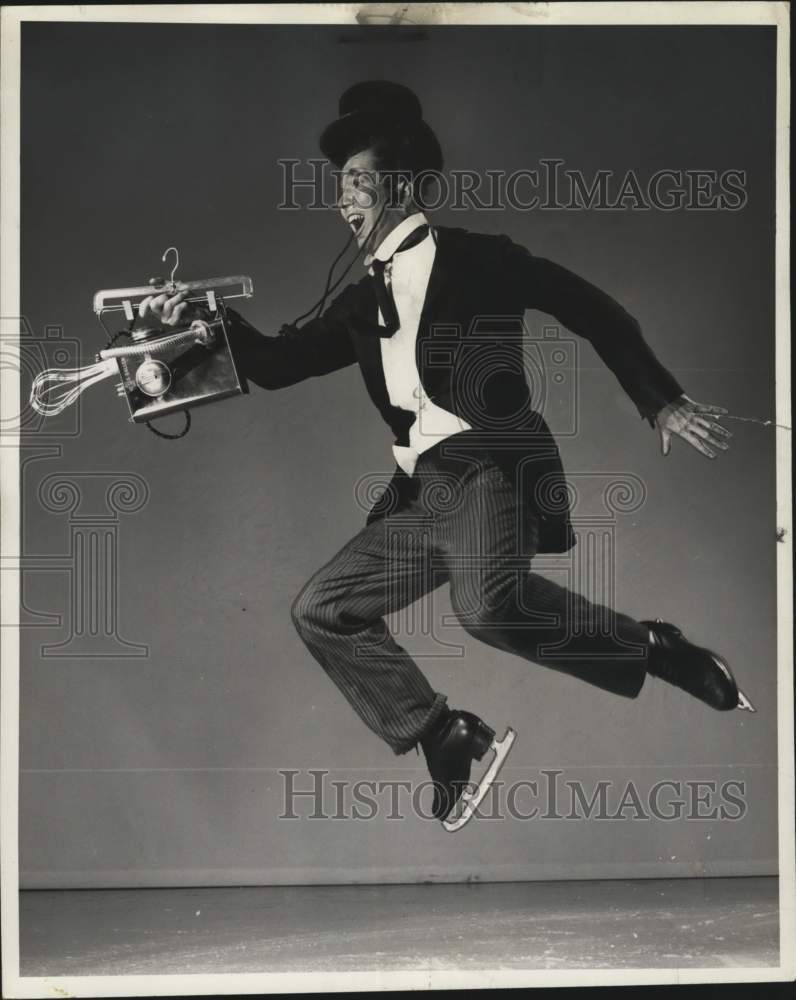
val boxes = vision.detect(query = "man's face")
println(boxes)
[337,148,407,251]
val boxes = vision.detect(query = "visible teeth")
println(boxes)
[348,215,364,232]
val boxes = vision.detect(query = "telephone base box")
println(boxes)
[114,318,245,424]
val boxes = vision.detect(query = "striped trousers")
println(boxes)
[291,438,651,755]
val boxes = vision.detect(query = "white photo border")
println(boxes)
[1,2,792,996]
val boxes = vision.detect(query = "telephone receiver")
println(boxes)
[29,247,253,435]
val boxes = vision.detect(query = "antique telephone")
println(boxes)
[29,193,393,438]
[30,248,252,437]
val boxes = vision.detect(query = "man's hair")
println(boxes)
[353,126,442,209]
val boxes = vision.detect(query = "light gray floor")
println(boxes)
[19,877,778,975]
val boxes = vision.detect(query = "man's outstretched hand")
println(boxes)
[138,290,208,328]
[656,394,732,459]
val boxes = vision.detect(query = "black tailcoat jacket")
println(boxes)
[227,226,683,553]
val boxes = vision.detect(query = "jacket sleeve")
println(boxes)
[224,286,357,390]
[499,237,684,424]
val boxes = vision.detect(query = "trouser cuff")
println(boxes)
[393,693,448,756]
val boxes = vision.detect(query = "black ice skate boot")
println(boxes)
[420,708,516,832]
[642,619,756,713]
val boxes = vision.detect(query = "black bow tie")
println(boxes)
[370,224,430,337]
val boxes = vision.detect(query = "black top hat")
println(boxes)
[319,80,443,173]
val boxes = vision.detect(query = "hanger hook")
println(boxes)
[161,246,179,289]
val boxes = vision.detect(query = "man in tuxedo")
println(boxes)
[140,82,754,829]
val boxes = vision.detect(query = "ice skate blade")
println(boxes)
[442,728,516,833]
[736,689,757,713]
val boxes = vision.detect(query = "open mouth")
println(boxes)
[347,213,365,236]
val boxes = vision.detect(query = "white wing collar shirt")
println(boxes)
[366,212,472,477]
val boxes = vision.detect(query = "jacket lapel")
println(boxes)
[348,274,393,413]
[417,226,463,397]
[350,226,464,414]
[418,226,451,329]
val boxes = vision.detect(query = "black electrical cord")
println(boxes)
[146,410,192,439]
[290,200,389,327]
[291,229,357,326]
[99,310,135,351]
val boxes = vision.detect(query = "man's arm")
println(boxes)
[499,238,731,458]
[498,237,682,423]
[224,296,357,390]
[138,286,358,391]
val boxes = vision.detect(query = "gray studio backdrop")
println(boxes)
[19,23,777,887]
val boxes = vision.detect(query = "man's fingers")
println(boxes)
[170,301,190,326]
[661,428,671,456]
[705,436,729,451]
[681,429,717,459]
[139,293,168,320]
[138,294,154,319]
[687,422,730,451]
[161,291,188,322]
[694,402,728,415]
[138,291,188,324]
[701,419,732,439]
